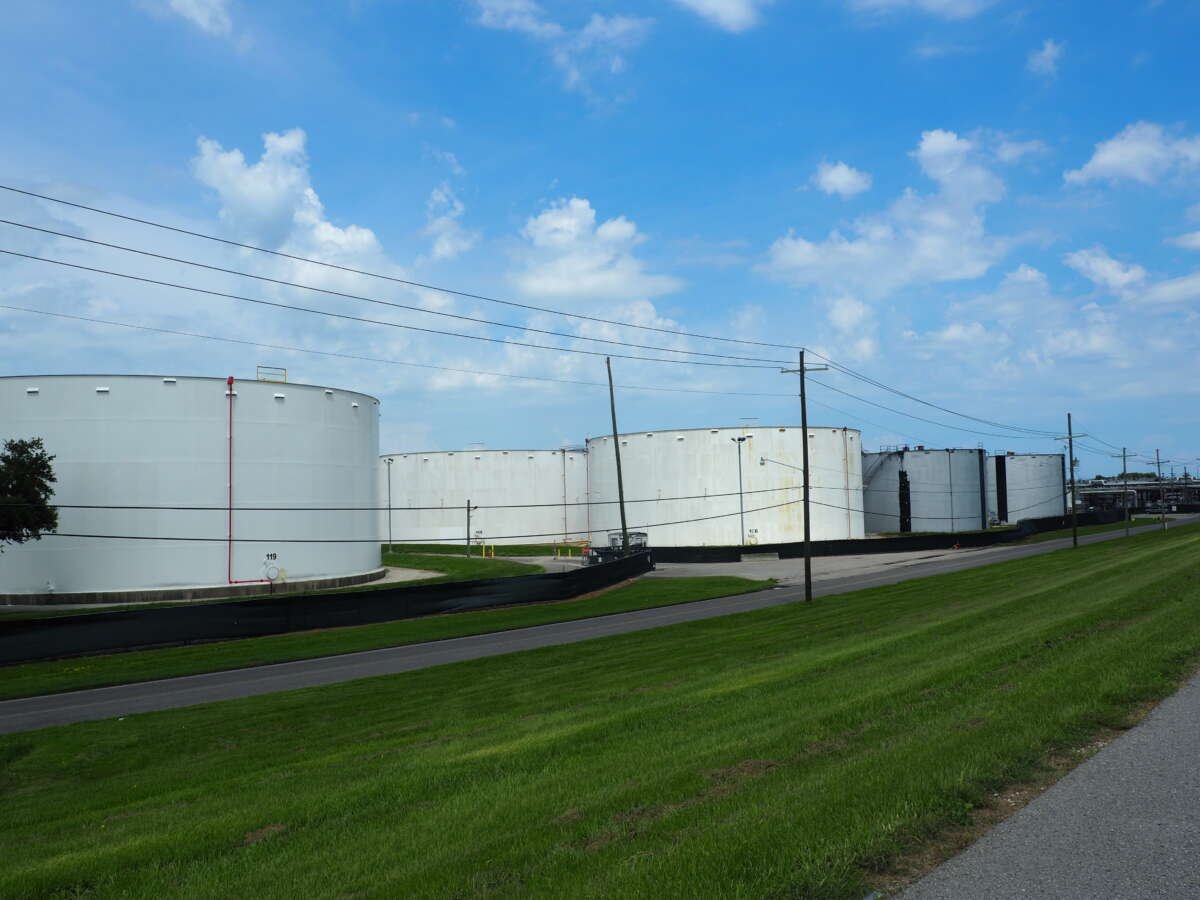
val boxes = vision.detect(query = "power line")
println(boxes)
[0,182,801,352]
[0,249,779,370]
[0,303,797,400]
[806,349,1059,438]
[0,219,791,366]
[809,376,1052,441]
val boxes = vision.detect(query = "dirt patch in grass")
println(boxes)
[242,823,288,846]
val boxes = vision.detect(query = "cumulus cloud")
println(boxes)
[848,0,993,20]
[1063,246,1147,295]
[766,129,1006,299]
[1167,231,1200,251]
[423,183,478,262]
[670,0,773,32]
[159,0,233,36]
[1064,121,1200,186]
[1026,39,1063,77]
[812,161,873,198]
[192,129,383,268]
[513,197,681,303]
[473,1,652,95]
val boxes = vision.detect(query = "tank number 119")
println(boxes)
[265,553,278,561]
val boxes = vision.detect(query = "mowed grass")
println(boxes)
[1021,516,1157,543]
[0,577,771,701]
[3,526,1200,898]
[385,542,582,558]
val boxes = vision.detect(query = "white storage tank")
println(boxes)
[585,426,864,547]
[862,447,987,534]
[0,374,380,597]
[380,448,589,546]
[986,452,1067,523]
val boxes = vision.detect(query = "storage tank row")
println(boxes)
[381,426,866,548]
[0,375,380,598]
[862,447,1066,533]
[380,448,588,546]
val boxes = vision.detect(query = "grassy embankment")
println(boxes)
[0,577,771,701]
[1020,516,1156,543]
[2,525,1199,897]
[385,542,580,557]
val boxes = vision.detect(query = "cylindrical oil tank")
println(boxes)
[380,448,588,546]
[986,452,1067,523]
[585,426,864,547]
[0,374,380,596]
[862,448,987,534]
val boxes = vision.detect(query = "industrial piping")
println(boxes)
[226,375,268,586]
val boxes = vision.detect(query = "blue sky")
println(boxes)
[1,0,1198,477]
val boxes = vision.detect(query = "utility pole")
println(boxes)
[1155,449,1167,532]
[1067,413,1078,548]
[731,436,747,545]
[465,499,477,557]
[385,457,394,549]
[781,349,828,603]
[1112,447,1131,538]
[606,357,630,553]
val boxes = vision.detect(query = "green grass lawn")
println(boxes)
[379,550,543,582]
[385,542,587,558]
[1021,516,1157,543]
[0,577,771,701]
[3,526,1199,898]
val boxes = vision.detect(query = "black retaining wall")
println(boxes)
[653,511,1125,563]
[0,552,653,665]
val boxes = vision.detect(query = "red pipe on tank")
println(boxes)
[226,375,268,584]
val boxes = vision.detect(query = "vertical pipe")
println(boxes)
[799,350,814,603]
[947,450,955,533]
[735,438,745,546]
[561,450,568,543]
[386,457,393,550]
[606,358,630,553]
[977,448,987,530]
[227,376,234,583]
[465,500,472,557]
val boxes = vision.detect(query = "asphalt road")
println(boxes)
[902,671,1200,899]
[1,517,1194,735]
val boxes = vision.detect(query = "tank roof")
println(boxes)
[0,373,380,403]
[585,424,860,442]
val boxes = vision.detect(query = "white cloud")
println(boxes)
[423,184,478,262]
[767,129,1005,299]
[995,139,1048,163]
[1167,231,1200,251]
[473,1,652,95]
[1063,246,1147,294]
[670,0,773,32]
[1141,272,1200,306]
[192,129,382,268]
[848,0,993,20]
[1026,39,1063,77]
[474,0,562,38]
[1064,121,1200,186]
[162,0,233,36]
[812,161,873,198]
[514,197,681,303]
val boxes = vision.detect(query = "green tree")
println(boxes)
[0,438,58,551]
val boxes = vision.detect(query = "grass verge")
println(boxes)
[1020,517,1156,543]
[385,543,579,557]
[0,576,771,701]
[2,526,1199,898]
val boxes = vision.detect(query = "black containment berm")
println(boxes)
[0,551,654,665]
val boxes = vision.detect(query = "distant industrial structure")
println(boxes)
[1076,475,1200,514]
